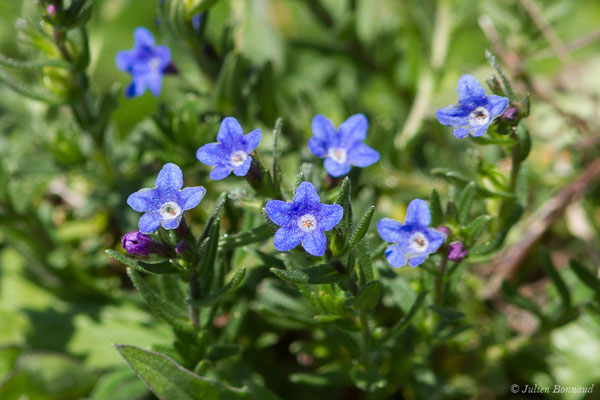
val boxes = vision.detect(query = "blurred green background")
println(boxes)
[0,0,599,399]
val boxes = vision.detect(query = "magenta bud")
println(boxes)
[46,4,57,16]
[501,106,519,121]
[122,231,169,257]
[175,241,192,257]
[447,241,468,262]
[437,226,451,236]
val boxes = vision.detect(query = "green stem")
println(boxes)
[434,256,449,307]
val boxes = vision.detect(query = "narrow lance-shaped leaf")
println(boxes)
[515,164,528,208]
[105,250,181,275]
[429,189,443,227]
[115,345,248,400]
[356,239,374,286]
[569,259,600,295]
[518,123,531,161]
[187,267,247,308]
[219,224,273,250]
[127,268,192,333]
[457,181,476,225]
[464,215,492,246]
[271,117,283,195]
[485,49,516,100]
[335,177,353,232]
[540,249,571,308]
[347,206,375,249]
[380,291,428,345]
[347,280,381,311]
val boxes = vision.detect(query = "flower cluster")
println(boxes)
[117,37,490,266]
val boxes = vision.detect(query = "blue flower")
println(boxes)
[265,182,343,256]
[435,75,509,139]
[377,199,446,268]
[127,163,206,234]
[196,117,262,180]
[116,27,172,98]
[309,114,379,177]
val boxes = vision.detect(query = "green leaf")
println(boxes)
[430,306,465,321]
[540,249,571,308]
[347,281,381,311]
[186,267,246,308]
[261,207,279,233]
[518,123,531,160]
[115,345,248,400]
[429,189,443,227]
[127,269,192,333]
[569,259,600,295]
[271,117,283,195]
[457,182,476,225]
[335,177,353,232]
[0,54,69,70]
[356,240,374,287]
[292,172,305,196]
[219,224,273,250]
[347,206,375,249]
[380,291,428,345]
[188,0,220,15]
[501,281,544,319]
[106,250,180,275]
[464,215,492,246]
[515,164,528,208]
[206,344,242,362]
[485,50,516,100]
[270,268,309,284]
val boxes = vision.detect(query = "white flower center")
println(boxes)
[327,147,347,164]
[409,232,428,252]
[149,57,162,71]
[297,214,317,233]
[469,106,490,127]
[159,201,182,221]
[230,150,247,167]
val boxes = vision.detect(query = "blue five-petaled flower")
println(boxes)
[116,27,172,98]
[309,114,379,177]
[435,75,509,139]
[265,182,343,257]
[196,117,261,180]
[377,199,446,268]
[127,163,206,234]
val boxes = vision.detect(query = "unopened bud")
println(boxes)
[447,241,468,262]
[121,231,169,257]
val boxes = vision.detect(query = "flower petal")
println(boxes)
[161,214,183,230]
[311,115,336,142]
[408,256,426,267]
[457,74,485,104]
[425,228,446,253]
[308,137,328,158]
[347,143,379,168]
[324,158,351,177]
[293,181,320,206]
[139,212,161,234]
[487,95,509,118]
[178,186,206,210]
[125,80,145,98]
[155,45,172,70]
[217,117,244,144]
[453,127,470,139]
[232,156,252,176]
[384,244,407,268]
[242,129,261,153]
[377,218,406,243]
[143,71,163,97]
[435,105,469,128]
[404,199,431,227]
[316,204,343,231]
[265,200,294,226]
[134,27,156,48]
[127,188,157,212]
[196,143,227,166]
[471,124,490,138]
[155,163,183,190]
[339,113,368,143]
[209,165,232,180]
[302,230,327,256]
[116,50,134,72]
[273,225,303,252]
